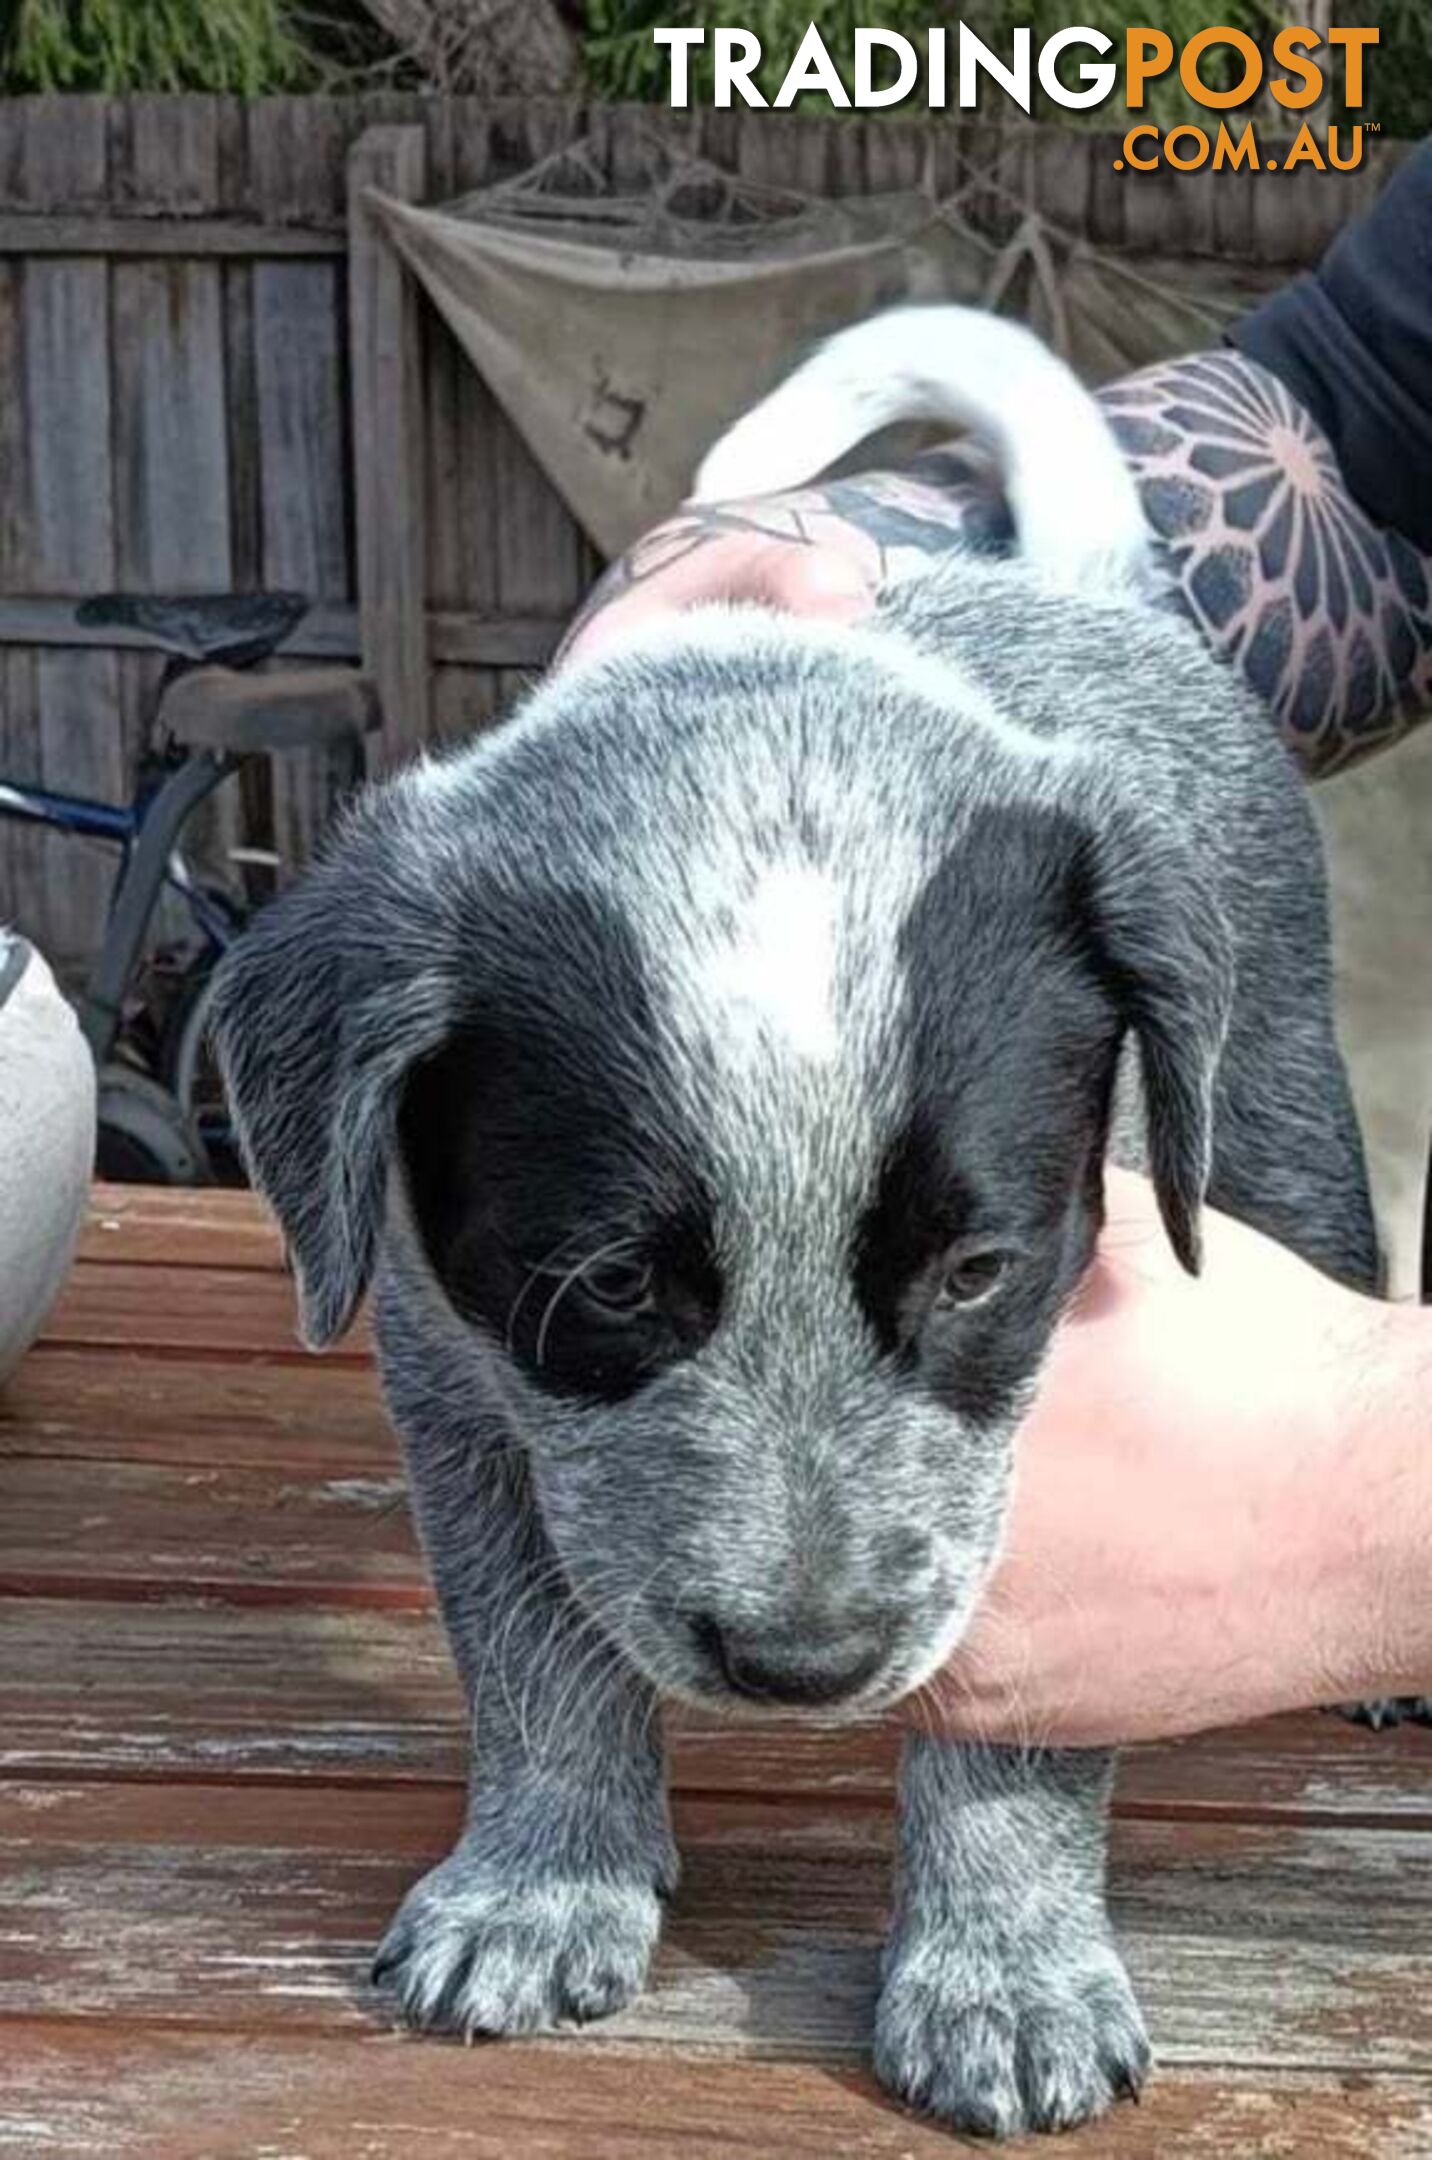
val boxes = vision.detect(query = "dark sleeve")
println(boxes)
[1228,141,1432,550]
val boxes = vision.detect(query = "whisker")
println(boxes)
[534,1233,641,1369]
[503,1223,617,1356]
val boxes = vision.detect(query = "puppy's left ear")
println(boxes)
[210,832,449,1347]
[1081,821,1234,1274]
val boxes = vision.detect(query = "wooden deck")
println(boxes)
[1,1185,1429,2157]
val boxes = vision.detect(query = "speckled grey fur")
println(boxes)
[213,525,1375,2139]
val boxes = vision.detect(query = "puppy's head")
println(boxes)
[214,642,1230,1718]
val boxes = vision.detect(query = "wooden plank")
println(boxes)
[0,1777,468,1856]
[255,266,349,607]
[496,666,538,728]
[1122,140,1193,261]
[0,1599,463,1785]
[23,258,115,595]
[0,105,1402,249]
[0,1457,420,1608]
[112,261,231,588]
[238,103,357,888]
[0,594,359,659]
[421,105,503,629]
[348,125,430,769]
[218,243,282,899]
[489,386,591,634]
[221,257,262,591]
[1088,123,1131,259]
[677,1712,1432,1830]
[0,257,41,934]
[0,599,561,666]
[5,2027,1424,2160]
[430,611,566,666]
[0,1339,393,1477]
[0,262,28,586]
[29,643,124,966]
[1213,139,1259,275]
[23,236,123,964]
[0,647,44,934]
[1,1776,1430,2076]
[0,101,22,205]
[245,97,355,231]
[109,92,235,872]
[1027,124,1093,245]
[116,96,223,215]
[948,117,1027,251]
[38,1261,365,1361]
[1250,133,1372,268]
[0,1349,393,1474]
[0,1586,1428,1826]
[254,258,355,877]
[74,1184,286,1270]
[16,97,108,212]
[430,662,504,753]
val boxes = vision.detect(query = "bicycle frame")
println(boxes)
[0,752,240,1059]
[0,779,137,846]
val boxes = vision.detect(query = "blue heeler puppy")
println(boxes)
[213,307,1377,2139]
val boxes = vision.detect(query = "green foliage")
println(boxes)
[0,0,314,94]
[1363,0,1432,141]
[2,1,1425,136]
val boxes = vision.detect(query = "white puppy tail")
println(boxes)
[692,306,1148,595]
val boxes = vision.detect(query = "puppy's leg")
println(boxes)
[373,1404,674,2038]
[876,1739,1148,2138]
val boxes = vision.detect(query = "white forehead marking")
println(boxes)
[704,861,839,1063]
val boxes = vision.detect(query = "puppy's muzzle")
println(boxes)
[686,1609,899,1706]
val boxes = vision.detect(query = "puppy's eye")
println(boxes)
[578,1253,655,1316]
[935,1249,1012,1309]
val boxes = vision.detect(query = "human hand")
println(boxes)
[909,1170,1414,1749]
[558,508,875,673]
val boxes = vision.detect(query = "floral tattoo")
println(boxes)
[1102,353,1432,774]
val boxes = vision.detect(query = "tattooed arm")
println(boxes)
[562,151,1432,778]
[559,350,1432,781]
[1102,352,1432,773]
[555,465,994,669]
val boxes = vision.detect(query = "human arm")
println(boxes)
[905,1169,1432,1750]
[560,151,1432,774]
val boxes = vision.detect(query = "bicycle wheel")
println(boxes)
[158,958,245,1185]
[96,1066,210,1186]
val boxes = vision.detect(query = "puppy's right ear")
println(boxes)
[210,842,449,1349]
[1079,819,1234,1277]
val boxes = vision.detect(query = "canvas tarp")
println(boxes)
[371,136,1250,556]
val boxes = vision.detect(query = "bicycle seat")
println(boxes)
[159,665,380,756]
[76,591,309,668]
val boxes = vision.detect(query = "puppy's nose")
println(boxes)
[692,1614,895,1705]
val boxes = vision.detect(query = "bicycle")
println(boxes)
[0,591,377,1183]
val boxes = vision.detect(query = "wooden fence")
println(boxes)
[0,94,1404,969]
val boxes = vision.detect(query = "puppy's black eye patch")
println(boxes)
[851,1115,965,1358]
[397,941,722,1406]
[505,1208,723,1400]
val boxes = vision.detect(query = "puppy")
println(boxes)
[213,306,1376,2139]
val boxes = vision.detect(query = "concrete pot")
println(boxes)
[0,932,96,1384]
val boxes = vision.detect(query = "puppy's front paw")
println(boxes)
[874,1926,1150,2138]
[372,1850,662,2037]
